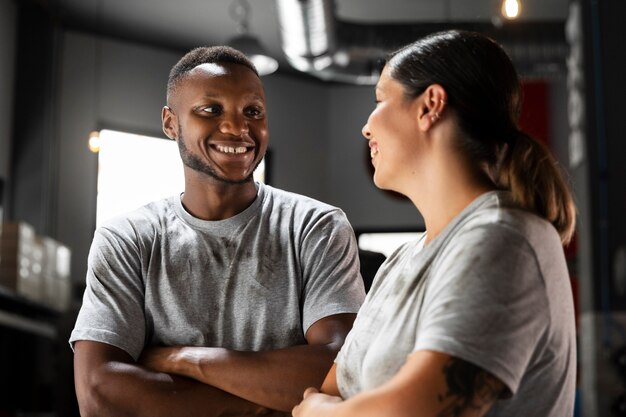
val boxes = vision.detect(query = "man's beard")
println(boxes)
[176,128,262,185]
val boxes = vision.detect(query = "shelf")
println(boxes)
[0,285,59,339]
[0,308,57,339]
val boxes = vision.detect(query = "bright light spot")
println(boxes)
[96,130,184,227]
[502,0,520,19]
[96,129,266,227]
[250,55,279,76]
[358,232,423,258]
[88,131,101,153]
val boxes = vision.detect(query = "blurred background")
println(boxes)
[0,0,625,415]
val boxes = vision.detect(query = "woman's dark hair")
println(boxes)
[387,30,575,244]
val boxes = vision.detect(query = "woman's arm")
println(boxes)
[292,350,505,417]
[320,363,339,396]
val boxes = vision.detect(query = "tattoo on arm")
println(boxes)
[436,358,505,417]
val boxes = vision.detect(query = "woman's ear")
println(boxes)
[162,106,178,141]
[416,84,448,131]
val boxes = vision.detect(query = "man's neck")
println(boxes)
[181,177,258,221]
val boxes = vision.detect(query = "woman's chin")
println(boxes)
[372,175,384,189]
[373,172,391,190]
[373,177,409,200]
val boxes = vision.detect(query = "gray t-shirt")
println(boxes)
[336,191,576,417]
[70,182,365,360]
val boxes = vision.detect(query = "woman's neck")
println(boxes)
[408,154,496,246]
[421,186,493,245]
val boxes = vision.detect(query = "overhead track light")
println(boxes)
[226,0,278,76]
[502,0,521,19]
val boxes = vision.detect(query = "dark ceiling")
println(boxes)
[44,0,570,81]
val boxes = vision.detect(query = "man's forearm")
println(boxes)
[141,343,337,412]
[77,359,271,417]
[139,314,357,412]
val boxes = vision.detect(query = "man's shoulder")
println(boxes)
[97,196,177,237]
[263,184,341,214]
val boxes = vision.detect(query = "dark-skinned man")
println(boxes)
[70,46,365,417]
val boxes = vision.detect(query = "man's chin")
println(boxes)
[197,168,255,185]
[213,175,255,185]
[182,158,255,185]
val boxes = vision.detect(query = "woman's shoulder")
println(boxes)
[437,192,566,286]
[424,192,564,280]
[462,191,560,247]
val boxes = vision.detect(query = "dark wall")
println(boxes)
[8,2,61,237]
[597,0,626,312]
[575,0,626,313]
[4,4,79,416]
[572,1,626,414]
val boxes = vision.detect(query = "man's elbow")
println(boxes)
[326,338,345,355]
[75,370,120,417]
[77,394,107,417]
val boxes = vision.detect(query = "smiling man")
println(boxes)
[70,46,365,417]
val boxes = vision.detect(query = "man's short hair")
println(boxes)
[167,46,259,102]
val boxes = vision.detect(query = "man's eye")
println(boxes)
[245,107,264,117]
[201,106,221,114]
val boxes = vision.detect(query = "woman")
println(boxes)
[292,30,577,417]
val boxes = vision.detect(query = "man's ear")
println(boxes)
[416,84,448,131]
[162,106,178,141]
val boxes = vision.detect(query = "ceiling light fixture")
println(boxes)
[227,0,278,76]
[502,0,521,19]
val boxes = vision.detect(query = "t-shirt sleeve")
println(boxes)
[299,209,366,335]
[414,224,549,396]
[68,223,146,360]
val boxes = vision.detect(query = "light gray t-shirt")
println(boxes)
[70,182,365,360]
[336,191,576,417]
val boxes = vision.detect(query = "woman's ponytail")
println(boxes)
[496,131,576,245]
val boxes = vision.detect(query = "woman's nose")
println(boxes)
[362,123,372,140]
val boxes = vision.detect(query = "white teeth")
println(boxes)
[370,147,379,158]
[216,145,248,154]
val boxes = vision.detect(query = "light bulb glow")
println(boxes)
[502,0,520,19]
[88,130,101,153]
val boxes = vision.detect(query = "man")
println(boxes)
[70,46,365,417]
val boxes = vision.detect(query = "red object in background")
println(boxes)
[564,232,578,261]
[519,80,550,147]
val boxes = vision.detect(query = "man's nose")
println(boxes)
[219,113,248,137]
